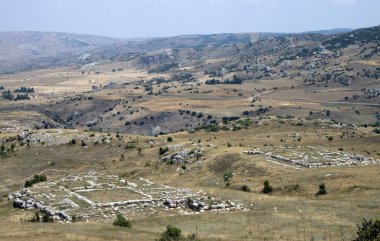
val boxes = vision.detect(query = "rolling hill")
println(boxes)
[0,31,122,74]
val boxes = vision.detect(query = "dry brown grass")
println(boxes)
[81,189,146,203]
[0,119,379,240]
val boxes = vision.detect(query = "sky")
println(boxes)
[0,0,379,38]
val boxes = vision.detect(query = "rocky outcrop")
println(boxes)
[160,149,203,164]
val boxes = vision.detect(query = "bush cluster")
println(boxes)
[113,214,132,228]
[25,175,47,188]
[28,212,53,223]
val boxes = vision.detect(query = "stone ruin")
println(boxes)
[8,171,246,222]
[244,145,380,168]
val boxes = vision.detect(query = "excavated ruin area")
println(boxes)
[9,171,247,222]
[245,145,380,168]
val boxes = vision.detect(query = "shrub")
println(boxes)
[353,218,380,241]
[223,172,233,182]
[241,185,251,192]
[113,214,132,228]
[159,225,182,241]
[262,180,273,194]
[29,212,40,222]
[317,183,327,195]
[25,175,47,188]
[167,137,173,142]
[159,147,169,155]
[69,139,77,145]
[42,212,54,223]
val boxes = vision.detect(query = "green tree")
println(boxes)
[262,180,273,194]
[354,219,380,241]
[2,90,14,100]
[317,183,327,195]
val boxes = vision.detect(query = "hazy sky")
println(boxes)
[0,0,379,38]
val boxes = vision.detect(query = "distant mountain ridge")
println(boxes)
[0,31,122,74]
[301,28,353,35]
[323,25,380,50]
[0,26,378,74]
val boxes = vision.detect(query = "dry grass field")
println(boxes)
[0,117,379,240]
[2,65,378,132]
